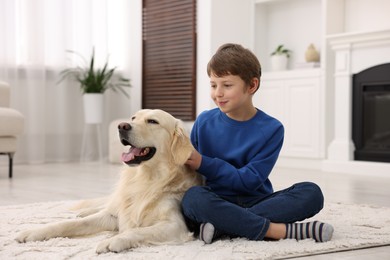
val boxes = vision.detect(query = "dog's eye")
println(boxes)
[131,116,136,121]
[147,119,159,124]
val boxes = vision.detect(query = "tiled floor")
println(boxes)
[1,162,389,259]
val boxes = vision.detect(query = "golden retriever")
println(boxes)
[16,109,202,253]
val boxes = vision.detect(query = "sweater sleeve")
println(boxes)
[198,124,284,195]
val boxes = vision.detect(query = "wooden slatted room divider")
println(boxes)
[142,0,197,121]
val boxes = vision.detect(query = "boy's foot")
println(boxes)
[200,222,216,244]
[285,221,334,242]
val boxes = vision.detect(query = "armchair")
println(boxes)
[0,81,24,178]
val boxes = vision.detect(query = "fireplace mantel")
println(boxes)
[327,29,390,48]
[323,29,390,175]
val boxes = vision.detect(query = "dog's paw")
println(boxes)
[96,237,132,254]
[15,229,50,243]
[96,239,111,254]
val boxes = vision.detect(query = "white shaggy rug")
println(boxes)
[1,201,390,260]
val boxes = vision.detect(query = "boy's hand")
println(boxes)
[185,150,202,170]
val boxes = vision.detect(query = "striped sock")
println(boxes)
[285,221,334,242]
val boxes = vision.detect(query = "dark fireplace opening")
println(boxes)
[352,63,390,163]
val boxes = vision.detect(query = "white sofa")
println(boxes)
[0,81,24,178]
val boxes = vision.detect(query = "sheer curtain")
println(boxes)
[0,0,135,163]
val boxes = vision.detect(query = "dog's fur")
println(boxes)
[16,109,202,253]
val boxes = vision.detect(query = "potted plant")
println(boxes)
[270,44,292,71]
[58,48,131,124]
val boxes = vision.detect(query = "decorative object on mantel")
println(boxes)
[305,43,320,62]
[58,48,131,124]
[270,44,292,71]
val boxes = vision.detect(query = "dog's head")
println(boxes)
[118,109,193,166]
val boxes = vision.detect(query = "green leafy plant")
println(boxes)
[270,44,292,58]
[58,48,131,98]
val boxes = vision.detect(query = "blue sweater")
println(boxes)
[191,108,284,198]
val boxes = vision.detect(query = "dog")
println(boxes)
[16,109,202,253]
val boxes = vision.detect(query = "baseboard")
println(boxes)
[275,157,323,170]
[322,160,390,178]
[276,156,390,178]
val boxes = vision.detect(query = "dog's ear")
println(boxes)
[171,120,193,165]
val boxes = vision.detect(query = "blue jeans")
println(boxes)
[181,182,324,240]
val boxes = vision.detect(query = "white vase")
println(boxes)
[271,55,288,71]
[83,93,104,124]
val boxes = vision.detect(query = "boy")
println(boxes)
[182,43,333,244]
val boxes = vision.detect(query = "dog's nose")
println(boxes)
[118,122,131,131]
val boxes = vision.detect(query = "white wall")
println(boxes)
[196,0,253,116]
[196,0,213,116]
[344,0,390,32]
[124,0,143,116]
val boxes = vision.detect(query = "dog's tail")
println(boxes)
[69,197,109,217]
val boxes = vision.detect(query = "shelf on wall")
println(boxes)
[253,0,322,71]
[262,68,321,80]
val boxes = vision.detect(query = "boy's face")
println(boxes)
[210,72,257,119]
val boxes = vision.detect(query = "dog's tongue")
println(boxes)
[121,146,142,163]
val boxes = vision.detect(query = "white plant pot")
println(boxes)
[271,55,288,71]
[83,93,104,124]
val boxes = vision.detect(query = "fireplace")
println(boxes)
[324,30,390,175]
[352,63,390,163]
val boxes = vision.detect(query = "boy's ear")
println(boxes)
[249,77,259,94]
[170,120,193,165]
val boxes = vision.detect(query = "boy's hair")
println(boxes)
[207,43,262,92]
